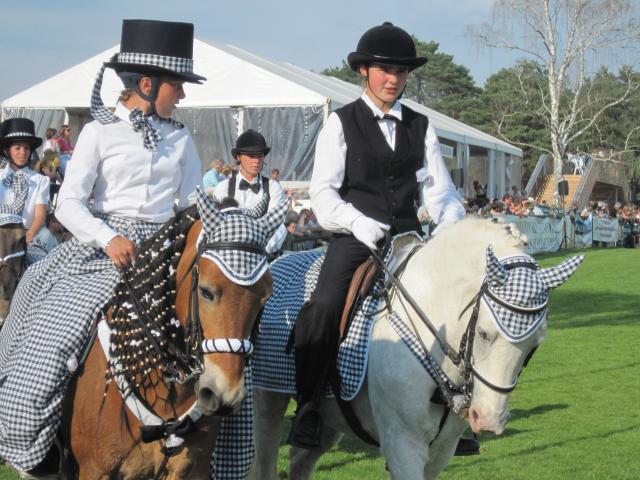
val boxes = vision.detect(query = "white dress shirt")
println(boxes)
[56,102,202,249]
[310,93,464,235]
[0,166,50,229]
[213,172,287,254]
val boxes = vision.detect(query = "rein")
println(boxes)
[369,246,540,413]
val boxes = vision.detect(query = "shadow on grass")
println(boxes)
[476,404,570,441]
[445,424,639,471]
[315,432,379,472]
[524,360,640,385]
[549,291,640,329]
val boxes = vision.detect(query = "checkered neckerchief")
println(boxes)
[0,171,29,216]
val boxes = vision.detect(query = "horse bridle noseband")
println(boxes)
[370,246,544,413]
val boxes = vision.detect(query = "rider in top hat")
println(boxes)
[0,118,51,262]
[289,22,465,448]
[213,129,287,255]
[0,19,205,475]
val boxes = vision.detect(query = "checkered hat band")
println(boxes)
[5,132,34,138]
[118,52,194,73]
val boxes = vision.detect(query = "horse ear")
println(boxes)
[539,255,584,290]
[486,245,508,288]
[257,198,288,239]
[195,187,224,231]
[245,193,269,219]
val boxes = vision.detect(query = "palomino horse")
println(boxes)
[253,218,584,479]
[64,190,286,479]
[0,215,27,327]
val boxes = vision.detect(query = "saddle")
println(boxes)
[339,257,379,340]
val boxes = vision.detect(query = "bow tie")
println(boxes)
[239,179,261,194]
[382,114,400,122]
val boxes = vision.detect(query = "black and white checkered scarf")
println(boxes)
[89,62,184,151]
[0,170,29,216]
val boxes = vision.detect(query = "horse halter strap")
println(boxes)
[185,240,267,360]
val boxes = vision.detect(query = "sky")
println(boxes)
[0,0,526,101]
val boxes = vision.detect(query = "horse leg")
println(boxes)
[423,414,468,480]
[288,423,342,480]
[253,389,291,480]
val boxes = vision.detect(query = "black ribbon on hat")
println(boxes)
[239,179,261,194]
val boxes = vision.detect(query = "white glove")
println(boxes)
[352,215,390,250]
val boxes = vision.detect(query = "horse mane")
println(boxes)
[105,204,200,395]
[418,217,527,279]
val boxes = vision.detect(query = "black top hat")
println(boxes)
[231,130,271,157]
[347,22,427,72]
[0,118,43,151]
[104,19,206,84]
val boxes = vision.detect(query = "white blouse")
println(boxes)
[56,102,202,249]
[310,93,465,235]
[213,172,288,254]
[0,166,50,229]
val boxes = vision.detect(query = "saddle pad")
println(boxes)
[252,250,384,401]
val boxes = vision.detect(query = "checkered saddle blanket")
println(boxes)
[252,231,423,402]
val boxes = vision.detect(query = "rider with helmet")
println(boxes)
[290,22,465,448]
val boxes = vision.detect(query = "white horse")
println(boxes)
[252,218,584,479]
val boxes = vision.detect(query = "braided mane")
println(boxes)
[105,204,200,394]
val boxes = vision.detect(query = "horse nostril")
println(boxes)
[199,387,214,404]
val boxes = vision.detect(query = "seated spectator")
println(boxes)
[271,168,280,182]
[281,219,305,252]
[490,200,505,217]
[511,185,522,203]
[43,128,59,152]
[221,163,234,178]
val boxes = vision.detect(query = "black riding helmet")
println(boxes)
[347,22,428,72]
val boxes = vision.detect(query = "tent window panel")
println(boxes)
[243,106,324,181]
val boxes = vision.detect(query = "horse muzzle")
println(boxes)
[195,361,246,416]
[468,404,510,435]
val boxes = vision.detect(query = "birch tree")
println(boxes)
[470,0,640,205]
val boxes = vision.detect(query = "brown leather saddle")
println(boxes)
[339,257,380,341]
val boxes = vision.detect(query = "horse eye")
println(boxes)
[199,286,214,301]
[478,328,491,342]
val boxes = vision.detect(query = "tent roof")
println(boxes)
[2,39,522,157]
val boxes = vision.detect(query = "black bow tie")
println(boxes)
[382,114,399,121]
[239,179,261,194]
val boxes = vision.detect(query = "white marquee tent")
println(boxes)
[1,39,522,197]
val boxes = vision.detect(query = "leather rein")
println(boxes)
[370,246,544,414]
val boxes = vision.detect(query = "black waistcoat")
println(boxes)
[335,98,428,234]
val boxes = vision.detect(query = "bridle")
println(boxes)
[370,245,545,414]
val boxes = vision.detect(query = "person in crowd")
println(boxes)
[43,128,59,152]
[203,158,223,194]
[289,22,465,449]
[502,193,516,214]
[34,149,63,204]
[0,20,205,476]
[221,163,234,178]
[56,125,74,175]
[0,118,51,263]
[282,217,305,252]
[212,129,287,255]
[271,168,280,182]
[511,185,522,202]
[472,180,487,207]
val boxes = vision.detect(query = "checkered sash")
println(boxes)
[0,214,161,471]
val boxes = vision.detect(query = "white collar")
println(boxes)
[360,93,403,121]
[114,102,133,124]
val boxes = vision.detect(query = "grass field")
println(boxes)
[1,247,638,479]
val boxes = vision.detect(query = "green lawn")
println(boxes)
[2,248,638,479]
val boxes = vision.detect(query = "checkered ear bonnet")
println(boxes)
[89,60,184,151]
[0,171,28,216]
[195,189,287,285]
[482,245,584,342]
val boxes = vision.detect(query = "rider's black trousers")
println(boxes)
[293,234,371,406]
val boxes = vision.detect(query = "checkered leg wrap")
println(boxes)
[89,61,184,151]
[0,172,28,216]
[210,366,254,480]
[0,215,161,471]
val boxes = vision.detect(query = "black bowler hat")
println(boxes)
[347,22,427,72]
[0,118,43,151]
[231,130,271,157]
[104,19,206,84]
